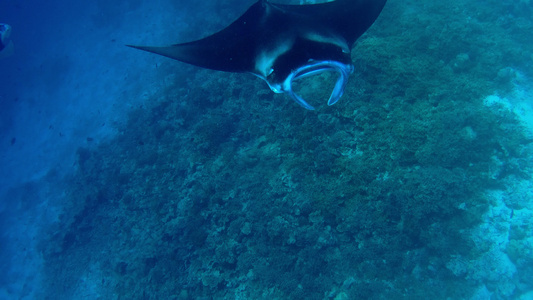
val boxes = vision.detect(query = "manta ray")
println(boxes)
[128,0,387,110]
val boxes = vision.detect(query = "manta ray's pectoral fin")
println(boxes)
[126,43,236,72]
[127,1,269,74]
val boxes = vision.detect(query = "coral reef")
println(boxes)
[38,0,533,299]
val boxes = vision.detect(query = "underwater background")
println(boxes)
[1,0,532,299]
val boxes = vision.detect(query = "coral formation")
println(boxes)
[37,0,533,299]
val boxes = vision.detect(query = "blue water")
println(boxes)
[1,0,532,299]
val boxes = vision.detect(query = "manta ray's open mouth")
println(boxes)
[272,60,354,110]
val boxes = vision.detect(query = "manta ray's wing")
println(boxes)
[127,1,267,73]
